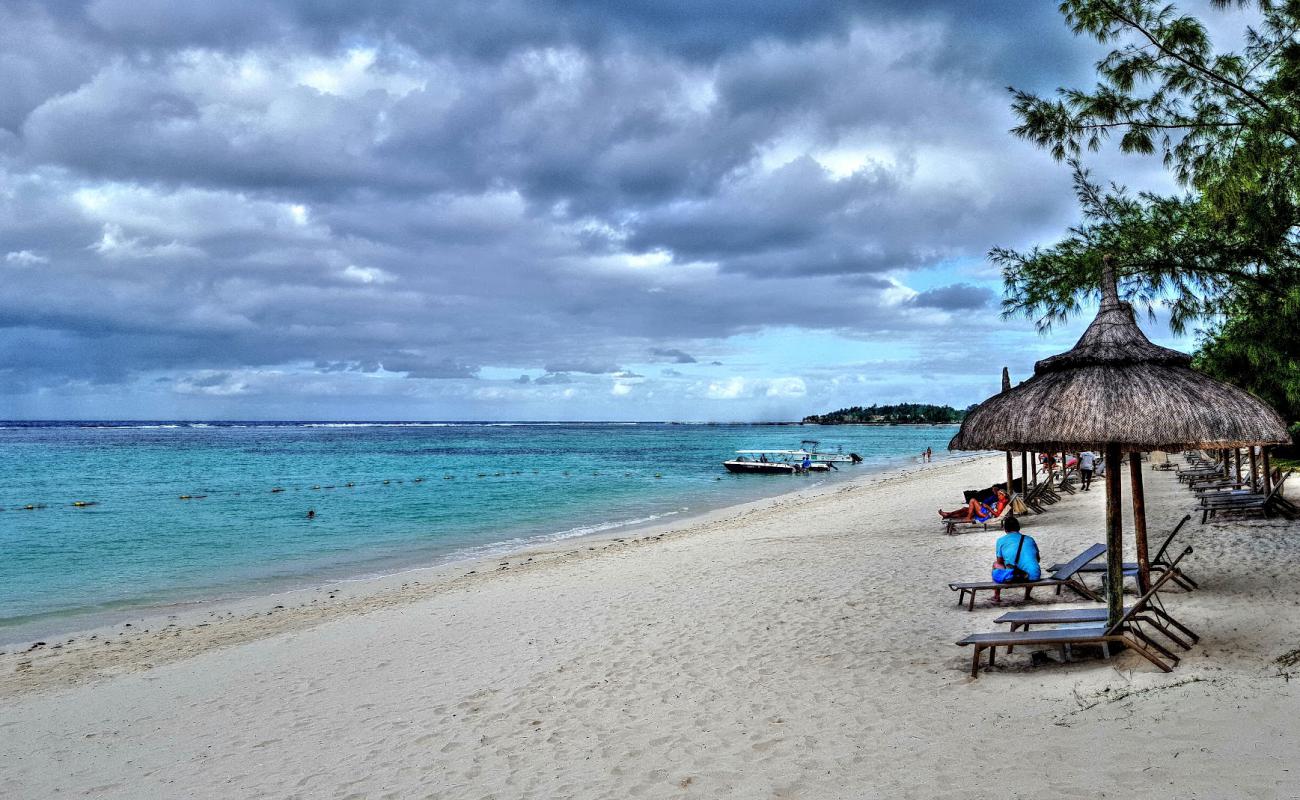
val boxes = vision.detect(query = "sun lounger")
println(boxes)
[994,548,1198,650]
[1196,472,1293,523]
[1047,514,1197,590]
[955,549,1194,677]
[941,493,1018,535]
[1020,480,1056,513]
[947,542,1104,611]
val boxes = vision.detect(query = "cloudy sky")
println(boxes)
[1,1,1246,421]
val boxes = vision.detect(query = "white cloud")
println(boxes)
[765,377,807,398]
[89,223,204,260]
[340,265,396,284]
[5,250,48,266]
[707,377,746,400]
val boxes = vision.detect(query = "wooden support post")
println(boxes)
[1105,443,1124,628]
[1021,450,1028,494]
[1263,448,1273,494]
[1030,452,1037,487]
[1005,451,1014,494]
[1234,447,1242,482]
[1249,446,1259,489]
[1129,452,1150,592]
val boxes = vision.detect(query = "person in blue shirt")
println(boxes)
[991,517,1040,602]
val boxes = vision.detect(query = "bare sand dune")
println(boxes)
[2,454,1298,799]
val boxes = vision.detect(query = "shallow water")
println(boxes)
[0,421,957,636]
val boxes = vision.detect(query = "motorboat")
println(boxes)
[723,450,835,474]
[799,440,863,464]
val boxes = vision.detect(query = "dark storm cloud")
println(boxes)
[543,361,621,375]
[0,1,1150,415]
[22,2,1081,67]
[650,348,696,364]
[533,373,573,385]
[910,283,996,311]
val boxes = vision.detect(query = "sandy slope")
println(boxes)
[2,454,1298,799]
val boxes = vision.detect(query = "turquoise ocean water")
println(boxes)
[0,422,958,640]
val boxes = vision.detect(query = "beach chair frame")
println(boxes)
[955,549,1193,678]
[947,543,1104,611]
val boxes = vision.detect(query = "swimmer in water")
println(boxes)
[306,509,316,520]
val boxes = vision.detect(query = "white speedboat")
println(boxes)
[723,450,834,474]
[800,440,863,463]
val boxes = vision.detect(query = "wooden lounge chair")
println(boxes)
[941,493,1018,535]
[1197,472,1293,523]
[955,551,1194,678]
[1020,480,1056,513]
[1047,514,1197,591]
[1056,469,1078,494]
[993,548,1198,651]
[948,543,1104,611]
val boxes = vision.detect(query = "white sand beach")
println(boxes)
[3,454,1299,799]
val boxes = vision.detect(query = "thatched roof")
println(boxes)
[951,258,1291,453]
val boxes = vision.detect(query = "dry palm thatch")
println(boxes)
[950,264,1290,454]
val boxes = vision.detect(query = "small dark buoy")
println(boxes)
[306,509,316,520]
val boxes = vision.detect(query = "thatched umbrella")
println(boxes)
[950,256,1289,625]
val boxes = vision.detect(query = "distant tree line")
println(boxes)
[802,403,970,425]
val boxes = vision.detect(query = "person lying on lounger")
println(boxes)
[938,488,1007,521]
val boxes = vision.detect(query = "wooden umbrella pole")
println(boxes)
[1005,451,1014,493]
[1129,452,1150,592]
[1104,443,1125,628]
[1263,447,1273,494]
[1249,446,1259,489]
[1021,450,1028,493]
[1030,451,1037,487]
[1234,447,1242,482]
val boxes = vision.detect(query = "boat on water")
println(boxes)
[722,447,858,475]
[799,440,863,464]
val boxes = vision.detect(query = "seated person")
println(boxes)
[938,488,1007,521]
[990,516,1040,602]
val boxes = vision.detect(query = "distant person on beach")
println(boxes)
[990,516,1040,602]
[938,488,1007,521]
[926,447,932,462]
[1079,451,1096,491]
